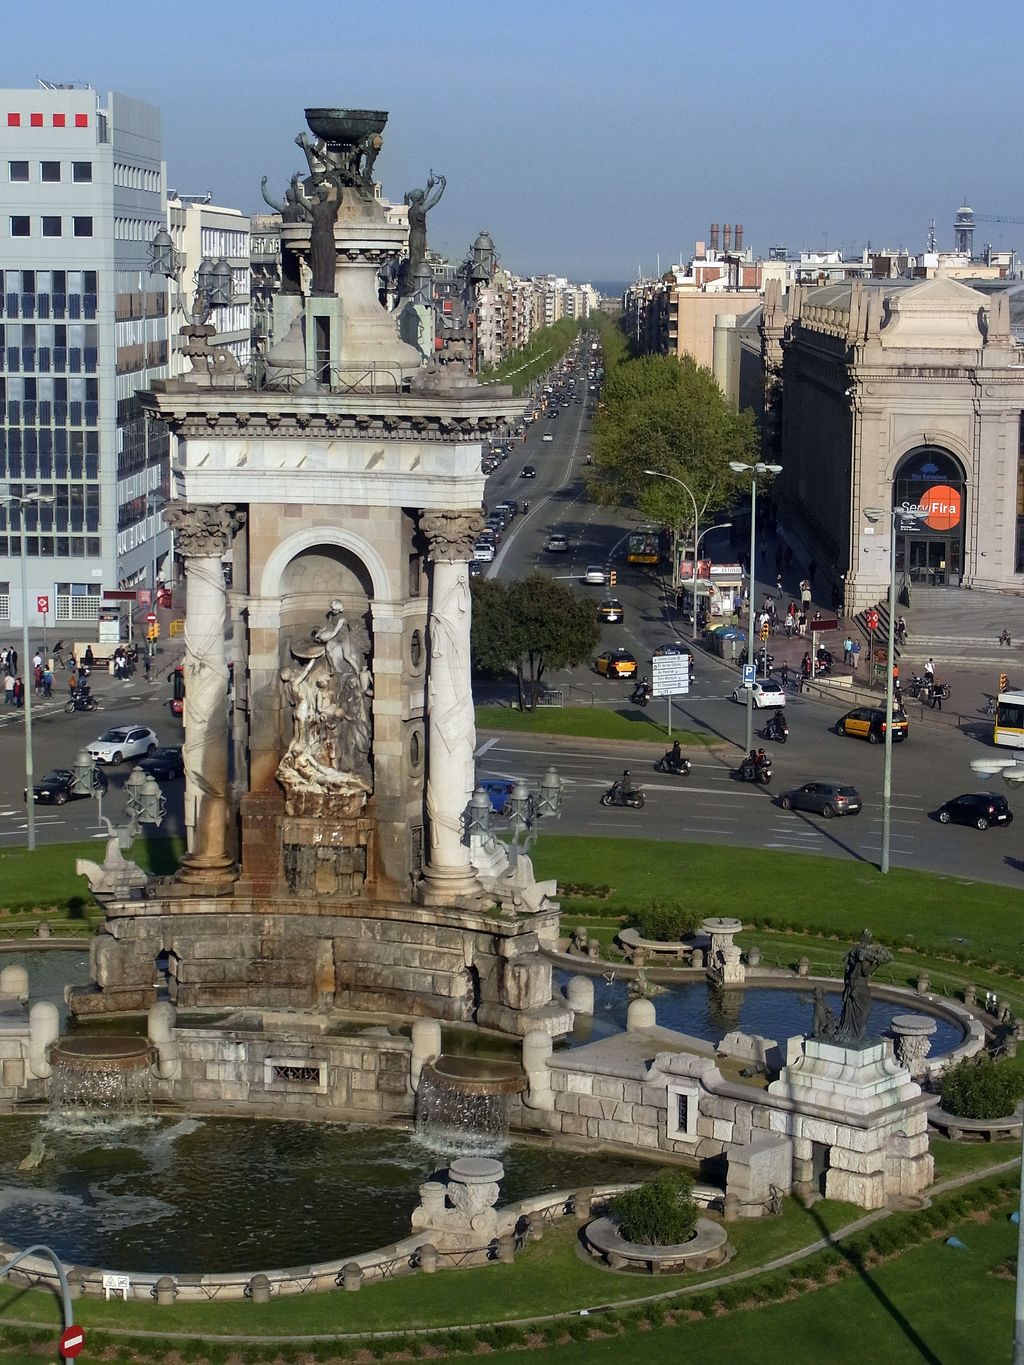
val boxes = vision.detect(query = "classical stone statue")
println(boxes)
[277,600,373,816]
[303,178,342,297]
[260,173,309,223]
[403,171,446,287]
[811,931,893,1047]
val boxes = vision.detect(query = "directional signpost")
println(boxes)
[651,653,691,735]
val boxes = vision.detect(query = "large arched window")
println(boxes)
[893,447,967,587]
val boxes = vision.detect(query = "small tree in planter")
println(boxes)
[611,1169,699,1246]
[633,902,698,943]
[940,1055,1024,1120]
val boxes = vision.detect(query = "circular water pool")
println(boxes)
[0,1116,658,1274]
[556,971,964,1056]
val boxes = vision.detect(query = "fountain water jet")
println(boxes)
[48,1037,154,1118]
[415,1055,525,1156]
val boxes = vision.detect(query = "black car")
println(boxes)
[26,767,107,804]
[139,746,185,781]
[520,465,537,478]
[936,792,1013,830]
[468,559,483,578]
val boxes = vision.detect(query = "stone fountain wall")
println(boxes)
[70,897,571,1038]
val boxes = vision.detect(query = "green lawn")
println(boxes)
[534,836,1024,975]
[473,1207,1018,1364]
[0,836,184,915]
[476,705,710,745]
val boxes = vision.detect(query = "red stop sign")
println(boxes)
[146,613,157,624]
[59,1324,86,1358]
[866,610,879,631]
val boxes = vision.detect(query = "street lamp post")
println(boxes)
[864,507,898,873]
[729,462,783,752]
[643,469,699,629]
[2,488,55,852]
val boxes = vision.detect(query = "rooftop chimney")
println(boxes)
[735,223,744,252]
[723,223,732,252]
[710,223,720,252]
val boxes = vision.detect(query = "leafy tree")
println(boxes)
[940,1055,1024,1120]
[471,574,600,710]
[478,318,580,395]
[588,353,759,532]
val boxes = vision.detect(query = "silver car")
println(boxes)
[778,780,862,819]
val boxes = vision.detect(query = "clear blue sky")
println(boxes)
[3,0,1022,283]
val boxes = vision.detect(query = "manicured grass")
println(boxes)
[475,1207,1018,1364]
[931,1137,1021,1181]
[476,705,710,745]
[534,836,1024,975]
[0,835,184,914]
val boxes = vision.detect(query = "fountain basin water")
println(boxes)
[49,1036,153,1114]
[415,1055,526,1155]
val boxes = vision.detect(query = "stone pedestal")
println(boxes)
[409,1156,507,1260]
[889,1014,937,1078]
[701,917,745,986]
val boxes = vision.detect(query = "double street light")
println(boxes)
[729,461,783,752]
[2,487,56,851]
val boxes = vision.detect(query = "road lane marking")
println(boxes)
[474,738,499,759]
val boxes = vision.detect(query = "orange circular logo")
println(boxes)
[922,484,961,531]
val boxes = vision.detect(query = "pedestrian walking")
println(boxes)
[780,660,790,690]
[924,657,935,685]
[931,687,943,712]
[775,572,783,598]
[3,673,13,706]
[999,628,1012,647]
[800,578,812,611]
[42,667,52,699]
[13,676,23,707]
[842,635,853,666]
[798,612,807,637]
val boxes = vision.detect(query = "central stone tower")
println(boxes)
[74,109,570,1039]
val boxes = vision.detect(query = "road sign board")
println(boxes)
[866,610,879,632]
[651,654,690,697]
[137,589,151,607]
[810,616,841,633]
[742,664,757,685]
[59,1324,85,1358]
[145,612,158,624]
[36,595,49,615]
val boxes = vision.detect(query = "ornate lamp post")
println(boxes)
[728,461,783,752]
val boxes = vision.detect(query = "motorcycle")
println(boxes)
[630,682,651,708]
[654,752,691,776]
[736,755,773,785]
[600,783,645,809]
[65,691,98,713]
[762,713,788,744]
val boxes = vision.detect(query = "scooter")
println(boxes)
[630,682,651,708]
[762,713,788,744]
[736,755,773,785]
[600,783,645,809]
[65,691,98,713]
[654,752,691,776]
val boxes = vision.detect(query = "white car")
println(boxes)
[732,679,787,709]
[472,541,495,563]
[546,533,569,552]
[542,432,554,442]
[87,725,159,765]
[583,565,608,585]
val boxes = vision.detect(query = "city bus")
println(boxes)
[993,691,1024,748]
[168,664,185,719]
[627,525,663,566]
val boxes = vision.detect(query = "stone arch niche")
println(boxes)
[892,446,968,588]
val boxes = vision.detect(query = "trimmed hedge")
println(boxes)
[940,1056,1024,1119]
[611,1168,698,1246]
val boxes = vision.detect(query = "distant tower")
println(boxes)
[710,223,720,252]
[927,218,936,253]
[469,229,495,286]
[954,202,975,257]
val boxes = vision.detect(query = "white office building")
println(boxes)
[0,83,170,633]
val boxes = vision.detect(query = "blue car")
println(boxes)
[479,779,515,814]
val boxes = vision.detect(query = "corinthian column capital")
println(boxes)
[420,509,485,564]
[164,502,246,559]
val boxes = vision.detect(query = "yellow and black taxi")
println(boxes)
[595,649,637,679]
[597,598,625,624]
[836,706,909,744]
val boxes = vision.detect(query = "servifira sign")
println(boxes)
[895,484,962,534]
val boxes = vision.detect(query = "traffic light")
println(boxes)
[1000,672,1010,695]
[609,570,617,587]
[760,621,770,641]
[147,623,160,641]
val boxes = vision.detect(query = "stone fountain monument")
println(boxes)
[70,109,571,1067]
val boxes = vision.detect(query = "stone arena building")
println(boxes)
[761,276,1024,612]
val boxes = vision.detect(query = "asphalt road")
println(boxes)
[0,664,186,847]
[478,375,1023,888]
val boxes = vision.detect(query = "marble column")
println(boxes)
[163,502,246,893]
[419,508,484,906]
